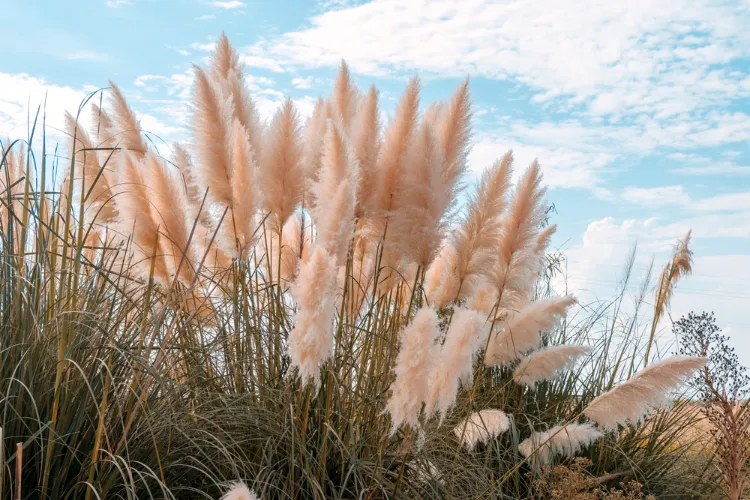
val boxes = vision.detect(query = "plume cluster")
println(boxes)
[584,355,708,430]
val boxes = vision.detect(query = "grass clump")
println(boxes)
[0,33,725,499]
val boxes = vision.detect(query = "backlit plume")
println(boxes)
[519,422,603,468]
[487,295,576,366]
[454,409,510,450]
[513,345,591,387]
[584,355,707,430]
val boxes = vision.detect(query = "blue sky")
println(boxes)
[2,0,749,361]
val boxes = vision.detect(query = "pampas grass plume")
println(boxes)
[487,295,576,366]
[584,355,707,430]
[513,344,591,387]
[519,422,603,468]
[107,81,148,156]
[259,98,303,234]
[454,409,510,450]
[220,482,259,500]
[385,306,440,432]
[288,247,338,386]
[426,307,487,420]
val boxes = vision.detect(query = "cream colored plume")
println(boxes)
[519,422,603,468]
[220,481,259,500]
[264,213,310,284]
[375,76,419,215]
[211,32,240,82]
[191,65,234,209]
[107,81,148,157]
[226,118,258,258]
[513,344,591,387]
[491,161,547,306]
[259,99,303,234]
[63,112,118,225]
[210,35,263,161]
[388,120,447,267]
[351,85,380,219]
[301,97,327,196]
[452,152,513,298]
[534,224,556,256]
[310,120,358,263]
[386,306,440,433]
[486,295,576,366]
[424,245,460,309]
[288,247,339,386]
[435,78,471,205]
[454,409,510,450]
[584,355,707,430]
[146,152,194,283]
[90,103,115,150]
[466,277,499,315]
[114,152,168,283]
[644,231,693,367]
[327,61,360,130]
[0,141,24,234]
[426,307,487,421]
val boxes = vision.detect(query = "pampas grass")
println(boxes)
[513,345,591,387]
[221,482,259,500]
[519,423,603,468]
[107,81,149,156]
[454,409,510,450]
[0,33,712,499]
[288,247,338,386]
[487,295,576,366]
[584,355,708,430]
[425,307,487,420]
[259,99,303,234]
[386,306,440,432]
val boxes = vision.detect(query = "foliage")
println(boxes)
[0,34,721,499]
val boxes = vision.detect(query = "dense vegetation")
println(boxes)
[0,34,739,499]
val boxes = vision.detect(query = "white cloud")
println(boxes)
[210,0,244,8]
[247,0,750,119]
[190,42,217,52]
[134,72,193,99]
[692,192,750,212]
[166,45,191,56]
[0,73,89,141]
[196,14,216,20]
[105,0,133,7]
[621,185,690,207]
[291,76,314,89]
[668,152,750,175]
[468,136,617,190]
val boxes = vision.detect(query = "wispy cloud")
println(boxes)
[291,76,314,89]
[196,14,216,20]
[210,0,244,8]
[166,45,191,56]
[621,186,690,207]
[105,0,133,7]
[668,152,750,175]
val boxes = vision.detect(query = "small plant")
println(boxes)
[677,311,750,500]
[531,457,656,499]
